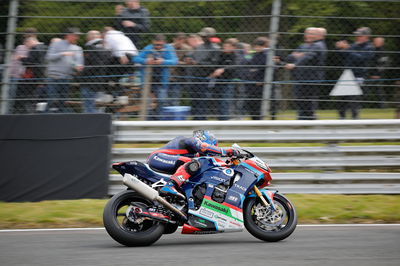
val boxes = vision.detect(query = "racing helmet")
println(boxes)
[193,130,218,146]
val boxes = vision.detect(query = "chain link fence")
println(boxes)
[1,0,399,120]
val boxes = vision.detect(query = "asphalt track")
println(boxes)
[1,225,399,266]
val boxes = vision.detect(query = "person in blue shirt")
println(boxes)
[148,130,239,198]
[134,34,178,119]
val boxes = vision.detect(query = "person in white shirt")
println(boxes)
[103,26,137,65]
[102,27,138,97]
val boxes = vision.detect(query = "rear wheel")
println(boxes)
[103,190,165,246]
[244,193,297,242]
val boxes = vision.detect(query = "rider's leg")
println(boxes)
[160,159,200,198]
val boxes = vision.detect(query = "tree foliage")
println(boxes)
[11,0,399,52]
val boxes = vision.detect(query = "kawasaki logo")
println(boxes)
[203,200,229,215]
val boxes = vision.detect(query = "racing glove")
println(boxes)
[226,148,240,157]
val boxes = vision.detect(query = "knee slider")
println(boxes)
[185,160,200,175]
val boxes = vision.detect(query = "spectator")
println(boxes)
[80,30,112,113]
[234,42,252,118]
[50,37,62,44]
[188,27,221,120]
[103,27,138,75]
[115,4,125,16]
[335,27,374,119]
[134,34,178,120]
[115,0,150,47]
[285,27,327,120]
[8,28,38,114]
[184,34,203,66]
[245,37,269,120]
[210,38,238,120]
[8,41,29,114]
[45,27,84,112]
[370,37,390,108]
[103,26,138,97]
[187,34,204,50]
[170,33,192,106]
[20,36,47,113]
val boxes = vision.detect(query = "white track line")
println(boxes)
[0,227,105,232]
[1,224,400,233]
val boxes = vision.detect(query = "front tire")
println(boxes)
[103,190,165,246]
[244,193,297,242]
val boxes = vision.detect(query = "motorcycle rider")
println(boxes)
[148,130,239,199]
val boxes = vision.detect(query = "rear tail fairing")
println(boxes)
[113,161,171,184]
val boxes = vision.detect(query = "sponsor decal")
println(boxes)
[228,195,239,202]
[234,184,246,192]
[199,208,214,219]
[210,176,226,183]
[244,167,256,175]
[201,198,244,223]
[193,220,208,228]
[223,169,234,177]
[229,221,242,227]
[218,220,227,228]
[153,155,175,165]
[215,215,227,222]
[203,200,230,215]
[175,175,185,182]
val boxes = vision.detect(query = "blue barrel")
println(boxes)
[162,106,191,120]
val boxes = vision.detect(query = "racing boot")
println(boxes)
[159,181,185,200]
[159,163,194,200]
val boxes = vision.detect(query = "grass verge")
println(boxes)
[1,195,399,229]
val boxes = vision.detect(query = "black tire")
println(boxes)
[103,190,165,246]
[244,193,297,242]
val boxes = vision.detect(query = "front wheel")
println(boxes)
[103,190,165,246]
[244,193,297,242]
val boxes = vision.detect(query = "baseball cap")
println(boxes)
[353,27,371,36]
[198,27,216,37]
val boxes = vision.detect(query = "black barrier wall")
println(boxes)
[0,114,112,202]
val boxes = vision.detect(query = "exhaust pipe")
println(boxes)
[123,174,187,220]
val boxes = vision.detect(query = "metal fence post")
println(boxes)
[1,0,19,115]
[139,64,152,120]
[261,0,281,119]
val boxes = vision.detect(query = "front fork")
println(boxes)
[253,186,277,211]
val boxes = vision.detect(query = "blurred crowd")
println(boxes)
[2,0,397,120]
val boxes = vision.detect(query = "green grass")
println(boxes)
[121,108,397,121]
[271,108,396,120]
[1,195,399,229]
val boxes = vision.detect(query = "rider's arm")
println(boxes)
[185,137,233,157]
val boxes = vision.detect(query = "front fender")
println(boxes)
[246,188,278,211]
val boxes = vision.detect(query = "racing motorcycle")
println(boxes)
[104,144,297,246]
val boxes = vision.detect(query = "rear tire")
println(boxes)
[103,190,165,246]
[244,193,297,242]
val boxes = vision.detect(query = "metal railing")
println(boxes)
[113,119,400,143]
[109,119,400,194]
